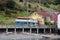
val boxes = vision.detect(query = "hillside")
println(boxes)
[14,1,59,12]
[0,0,60,25]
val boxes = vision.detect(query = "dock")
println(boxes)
[0,25,58,34]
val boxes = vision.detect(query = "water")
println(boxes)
[0,38,60,40]
[0,33,60,40]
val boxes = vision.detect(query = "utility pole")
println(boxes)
[26,0,28,27]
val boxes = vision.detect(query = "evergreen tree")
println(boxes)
[55,0,60,4]
[6,0,15,9]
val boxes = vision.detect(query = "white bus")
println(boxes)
[15,17,38,27]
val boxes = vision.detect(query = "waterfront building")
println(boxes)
[29,12,50,25]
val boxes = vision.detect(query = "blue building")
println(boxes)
[15,17,38,27]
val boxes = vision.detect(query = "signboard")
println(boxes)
[57,14,60,29]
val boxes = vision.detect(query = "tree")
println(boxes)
[0,0,8,10]
[48,0,55,4]
[41,0,55,4]
[6,0,15,9]
[44,3,50,8]
[55,0,60,4]
[56,5,60,11]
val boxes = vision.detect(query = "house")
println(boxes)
[49,12,60,26]
[49,12,60,24]
[29,12,50,25]
[50,13,57,21]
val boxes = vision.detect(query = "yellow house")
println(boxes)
[29,11,50,25]
[29,12,45,25]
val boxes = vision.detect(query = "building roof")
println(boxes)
[37,12,49,17]
[17,17,31,18]
[50,13,57,21]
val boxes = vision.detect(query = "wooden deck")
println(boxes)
[0,25,57,34]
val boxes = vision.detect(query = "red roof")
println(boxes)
[37,12,49,17]
[16,16,31,19]
[50,13,57,21]
[37,12,60,21]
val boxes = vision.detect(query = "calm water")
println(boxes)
[0,38,60,40]
[0,33,60,40]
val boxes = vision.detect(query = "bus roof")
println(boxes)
[15,19,37,23]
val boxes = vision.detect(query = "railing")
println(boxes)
[0,25,55,28]
[0,25,57,34]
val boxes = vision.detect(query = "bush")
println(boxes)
[57,4,60,10]
[40,8,43,11]
[45,22,51,25]
[44,3,50,8]
[28,4,31,8]
[5,9,11,14]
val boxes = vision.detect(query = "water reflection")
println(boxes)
[0,38,60,40]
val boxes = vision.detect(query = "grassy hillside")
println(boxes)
[0,11,30,25]
[0,0,60,25]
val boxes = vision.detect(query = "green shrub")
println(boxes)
[28,4,31,8]
[57,4,60,9]
[40,8,43,11]
[5,9,11,14]
[45,22,51,25]
[44,3,50,8]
